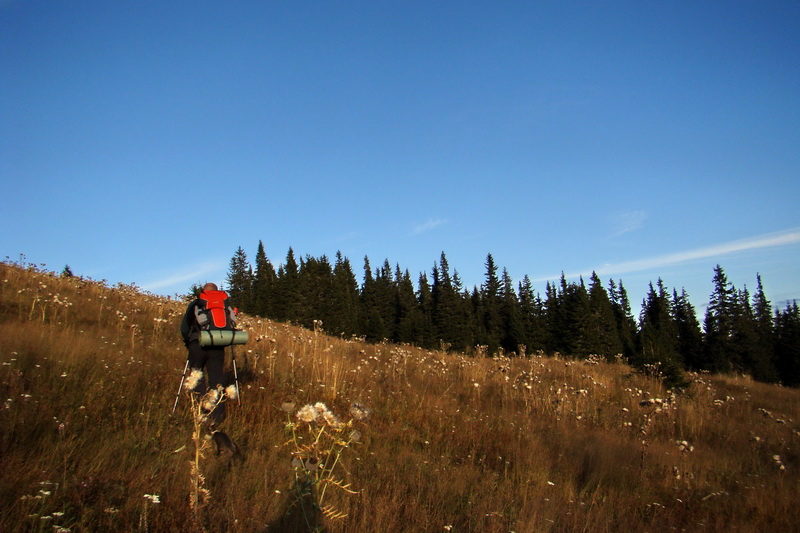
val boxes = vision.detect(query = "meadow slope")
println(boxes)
[0,261,798,532]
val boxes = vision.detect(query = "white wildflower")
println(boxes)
[184,369,203,391]
[201,388,220,411]
[322,410,343,429]
[225,384,238,400]
[296,405,318,423]
[143,493,160,504]
[349,403,371,421]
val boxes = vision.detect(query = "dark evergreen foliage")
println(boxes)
[499,268,524,354]
[221,245,799,388]
[748,276,780,382]
[433,253,467,350]
[672,289,704,371]
[704,265,736,372]
[609,279,638,361]
[587,272,622,358]
[775,301,800,386]
[253,241,276,317]
[518,275,545,354]
[637,280,685,387]
[330,252,360,337]
[558,275,592,357]
[480,254,502,353]
[226,246,253,312]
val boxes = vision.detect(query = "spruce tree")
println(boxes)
[276,248,303,323]
[226,246,254,312]
[414,272,435,347]
[393,266,417,343]
[543,280,562,354]
[751,275,779,382]
[586,272,622,358]
[480,254,502,353]
[775,301,800,387]
[704,265,736,372]
[518,275,545,353]
[298,255,335,329]
[499,268,523,354]
[331,251,360,337]
[672,289,704,370]
[452,270,476,350]
[609,279,638,361]
[375,260,397,340]
[432,253,465,350]
[361,256,386,342]
[638,280,685,387]
[559,276,591,357]
[253,241,276,317]
[729,287,760,377]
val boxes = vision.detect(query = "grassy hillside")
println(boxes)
[1,260,798,532]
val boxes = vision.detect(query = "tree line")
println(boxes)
[218,241,799,388]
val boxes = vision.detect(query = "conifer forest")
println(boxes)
[222,242,799,389]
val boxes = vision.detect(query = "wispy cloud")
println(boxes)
[608,210,647,239]
[410,218,448,236]
[142,261,224,292]
[325,231,360,246]
[536,228,800,281]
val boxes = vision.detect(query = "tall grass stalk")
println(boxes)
[187,392,212,530]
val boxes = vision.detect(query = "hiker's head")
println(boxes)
[203,283,218,292]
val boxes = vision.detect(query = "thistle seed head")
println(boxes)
[184,369,203,391]
[225,384,238,400]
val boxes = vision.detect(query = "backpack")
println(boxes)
[195,290,248,346]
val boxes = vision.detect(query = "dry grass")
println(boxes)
[1,261,798,532]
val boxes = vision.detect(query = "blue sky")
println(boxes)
[2,1,798,316]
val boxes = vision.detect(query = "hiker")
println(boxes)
[180,282,236,427]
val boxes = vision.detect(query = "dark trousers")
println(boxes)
[187,341,226,425]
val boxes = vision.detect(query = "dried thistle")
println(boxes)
[188,393,213,531]
[184,369,203,391]
[283,401,368,530]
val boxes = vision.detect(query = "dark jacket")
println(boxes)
[181,299,202,345]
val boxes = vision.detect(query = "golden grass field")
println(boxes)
[1,261,798,532]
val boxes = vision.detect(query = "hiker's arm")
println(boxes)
[180,302,196,343]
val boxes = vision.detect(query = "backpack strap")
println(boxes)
[194,299,210,329]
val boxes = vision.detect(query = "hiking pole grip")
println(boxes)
[172,359,190,413]
[231,345,241,406]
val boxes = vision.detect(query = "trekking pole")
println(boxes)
[172,359,190,413]
[230,344,241,406]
